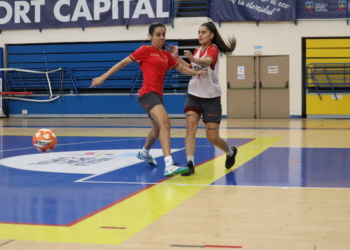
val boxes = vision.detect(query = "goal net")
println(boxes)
[0,68,64,103]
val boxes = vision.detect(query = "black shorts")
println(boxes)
[138,92,163,118]
[184,94,222,124]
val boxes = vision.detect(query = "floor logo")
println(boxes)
[0,149,171,174]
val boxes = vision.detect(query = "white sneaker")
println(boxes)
[164,161,189,177]
[136,151,157,166]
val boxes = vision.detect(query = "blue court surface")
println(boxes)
[1,135,350,227]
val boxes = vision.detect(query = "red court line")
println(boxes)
[67,139,256,226]
[205,245,242,248]
[1,139,255,228]
[66,183,158,227]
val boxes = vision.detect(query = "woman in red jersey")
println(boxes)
[91,23,206,177]
[169,22,237,176]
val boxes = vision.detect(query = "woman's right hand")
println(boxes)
[90,76,106,88]
[184,50,194,62]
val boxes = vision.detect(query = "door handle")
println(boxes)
[227,81,255,89]
[260,81,288,89]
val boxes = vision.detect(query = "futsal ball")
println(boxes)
[32,129,57,153]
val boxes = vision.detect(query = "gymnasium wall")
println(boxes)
[306,38,350,118]
[0,17,349,117]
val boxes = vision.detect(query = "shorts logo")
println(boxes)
[144,104,149,108]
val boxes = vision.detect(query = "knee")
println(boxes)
[186,122,198,135]
[151,128,160,138]
[159,119,171,131]
[206,133,219,145]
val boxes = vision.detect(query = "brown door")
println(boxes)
[259,56,289,118]
[227,56,256,118]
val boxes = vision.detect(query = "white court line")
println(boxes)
[0,137,145,152]
[74,147,186,182]
[75,180,350,189]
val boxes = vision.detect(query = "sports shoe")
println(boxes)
[136,151,157,166]
[181,160,195,176]
[225,146,238,169]
[164,161,189,177]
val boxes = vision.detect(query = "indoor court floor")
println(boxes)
[0,117,350,250]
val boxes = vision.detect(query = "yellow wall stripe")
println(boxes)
[306,49,350,58]
[307,94,350,114]
[306,39,350,48]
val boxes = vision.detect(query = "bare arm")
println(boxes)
[169,45,191,68]
[175,64,206,78]
[175,55,191,68]
[90,57,133,88]
[184,50,213,67]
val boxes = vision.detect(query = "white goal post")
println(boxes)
[0,68,63,102]
[0,78,5,117]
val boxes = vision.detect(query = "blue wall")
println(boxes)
[8,94,186,117]
[6,42,185,117]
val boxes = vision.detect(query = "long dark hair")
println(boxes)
[148,22,166,35]
[201,22,236,56]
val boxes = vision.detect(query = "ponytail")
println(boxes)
[201,22,236,56]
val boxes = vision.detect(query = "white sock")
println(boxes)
[141,147,150,157]
[187,155,194,165]
[226,147,234,157]
[164,156,173,168]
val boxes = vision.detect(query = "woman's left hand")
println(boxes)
[195,70,207,78]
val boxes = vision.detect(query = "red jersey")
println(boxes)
[193,44,218,70]
[129,45,179,97]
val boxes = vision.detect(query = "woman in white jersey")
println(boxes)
[170,22,237,176]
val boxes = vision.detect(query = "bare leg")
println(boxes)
[185,111,200,157]
[205,122,230,153]
[149,105,171,157]
[143,118,160,150]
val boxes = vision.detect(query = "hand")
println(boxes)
[90,76,106,88]
[168,44,179,59]
[195,70,207,78]
[184,50,194,62]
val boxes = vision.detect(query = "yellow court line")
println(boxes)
[0,137,281,245]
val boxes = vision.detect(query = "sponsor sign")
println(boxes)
[211,0,296,21]
[297,0,348,19]
[0,0,171,30]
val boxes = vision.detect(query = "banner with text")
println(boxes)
[297,0,349,19]
[0,0,171,30]
[211,0,296,21]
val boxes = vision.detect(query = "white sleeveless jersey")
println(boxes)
[188,45,221,98]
